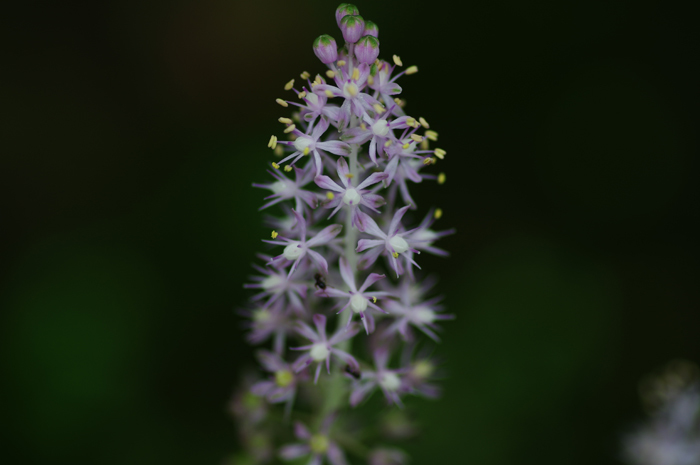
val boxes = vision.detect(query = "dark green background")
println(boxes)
[2,0,698,463]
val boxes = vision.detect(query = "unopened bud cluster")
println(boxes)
[231,4,455,464]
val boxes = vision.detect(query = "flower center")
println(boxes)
[283,242,304,260]
[270,181,286,195]
[310,343,329,361]
[372,119,390,137]
[343,82,359,98]
[305,92,319,106]
[389,236,409,254]
[343,188,361,206]
[252,308,271,323]
[309,434,329,454]
[261,275,283,291]
[379,372,401,391]
[274,369,294,387]
[293,136,314,152]
[350,294,368,313]
[415,308,436,324]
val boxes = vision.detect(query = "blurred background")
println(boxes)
[2,0,698,463]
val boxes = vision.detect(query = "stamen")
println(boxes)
[352,67,360,81]
[325,90,334,98]
[405,65,418,75]
[434,148,446,159]
[284,165,293,172]
[272,162,280,169]
[437,172,446,185]
[303,147,310,155]
[367,75,374,86]
[372,296,377,303]
[326,192,335,200]
[392,252,399,258]
[393,55,403,66]
[274,145,284,157]
[360,123,367,130]
[384,140,392,147]
[419,117,430,128]
[345,173,354,179]
[297,91,307,99]
[271,230,279,239]
[284,124,296,133]
[434,208,443,219]
[425,130,438,141]
[420,139,429,150]
[423,157,436,165]
[394,97,405,107]
[402,143,410,149]
[314,75,323,85]
[411,134,424,143]
[373,103,386,114]
[406,117,417,128]
[337,60,346,66]
[268,135,278,149]
[276,98,288,107]
[284,79,295,90]
[278,117,292,124]
[300,71,310,80]
[325,70,336,79]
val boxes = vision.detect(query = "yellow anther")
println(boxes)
[271,230,278,239]
[326,192,335,200]
[434,148,446,159]
[337,60,346,66]
[423,157,436,165]
[325,90,334,98]
[437,172,446,185]
[297,91,307,99]
[268,135,278,149]
[314,75,323,84]
[425,130,438,141]
[325,70,335,79]
[303,147,310,155]
[405,66,418,75]
[392,252,400,258]
[276,98,288,107]
[352,67,360,81]
[406,117,417,128]
[274,145,284,157]
[372,296,377,303]
[311,81,319,88]
[284,124,296,134]
[272,162,280,169]
[284,165,293,172]
[384,140,392,147]
[360,123,367,130]
[284,79,295,91]
[345,173,354,179]
[402,143,411,150]
[367,75,374,86]
[393,55,403,66]
[420,139,429,150]
[288,133,297,141]
[419,117,430,128]
[411,134,424,143]
[291,112,301,122]
[434,208,443,220]
[374,58,382,67]
[278,117,292,124]
[373,103,386,114]
[394,97,405,107]
[300,71,310,80]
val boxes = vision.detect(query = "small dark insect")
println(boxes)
[345,364,361,380]
[314,273,326,290]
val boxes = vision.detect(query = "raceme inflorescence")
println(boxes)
[231,4,455,464]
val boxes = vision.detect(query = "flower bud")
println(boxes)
[363,20,379,38]
[335,3,360,27]
[354,35,380,64]
[313,35,338,64]
[340,14,365,44]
